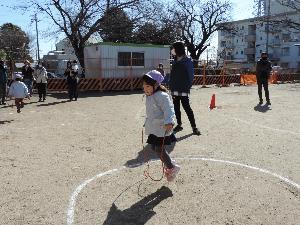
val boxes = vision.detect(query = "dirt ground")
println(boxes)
[0,83,299,225]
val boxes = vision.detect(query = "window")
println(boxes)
[281,62,289,68]
[220,30,226,36]
[241,50,244,55]
[282,33,291,42]
[236,51,238,55]
[132,52,144,66]
[298,47,300,56]
[118,52,145,67]
[118,52,131,66]
[282,47,290,56]
[236,39,239,43]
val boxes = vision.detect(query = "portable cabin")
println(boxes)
[84,42,170,78]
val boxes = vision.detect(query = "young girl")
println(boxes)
[8,74,29,113]
[143,70,180,182]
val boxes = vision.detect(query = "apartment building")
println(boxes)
[218,2,300,71]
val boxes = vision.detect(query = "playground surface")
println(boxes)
[0,83,299,225]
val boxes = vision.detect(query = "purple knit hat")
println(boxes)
[144,70,164,84]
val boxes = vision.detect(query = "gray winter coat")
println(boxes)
[144,91,175,137]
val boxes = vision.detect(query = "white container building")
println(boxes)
[84,42,170,78]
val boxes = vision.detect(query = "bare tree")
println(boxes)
[20,0,142,67]
[272,0,300,31]
[167,0,231,64]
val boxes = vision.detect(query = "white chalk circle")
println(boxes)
[66,157,300,225]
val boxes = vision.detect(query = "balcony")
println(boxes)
[245,34,256,42]
[244,48,255,55]
[271,40,281,46]
[268,53,281,61]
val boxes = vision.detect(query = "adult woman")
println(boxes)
[35,62,48,102]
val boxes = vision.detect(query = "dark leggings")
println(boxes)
[37,83,47,100]
[172,95,197,128]
[68,83,78,100]
[150,144,174,169]
[257,77,270,101]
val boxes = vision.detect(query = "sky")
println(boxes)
[0,0,255,59]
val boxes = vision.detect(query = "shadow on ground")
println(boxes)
[0,119,14,125]
[176,133,193,141]
[254,104,272,113]
[102,186,172,225]
[47,90,143,100]
[36,100,70,107]
[125,143,176,168]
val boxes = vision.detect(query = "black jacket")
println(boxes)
[169,56,194,93]
[22,65,34,80]
[256,59,272,79]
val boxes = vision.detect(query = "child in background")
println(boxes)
[143,70,180,182]
[8,74,29,113]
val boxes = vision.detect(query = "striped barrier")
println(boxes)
[7,73,299,92]
[101,77,142,91]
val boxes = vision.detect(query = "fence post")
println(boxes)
[202,63,206,87]
[222,61,226,86]
[130,56,133,90]
[99,57,103,91]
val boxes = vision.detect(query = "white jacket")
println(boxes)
[35,67,48,83]
[144,91,175,137]
[8,81,29,98]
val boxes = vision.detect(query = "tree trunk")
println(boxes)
[72,41,85,69]
[76,48,85,69]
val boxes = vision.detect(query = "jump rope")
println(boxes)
[112,128,167,204]
[142,128,167,182]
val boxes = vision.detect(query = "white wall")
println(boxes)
[84,44,170,78]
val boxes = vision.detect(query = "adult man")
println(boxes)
[169,41,201,135]
[0,60,8,105]
[21,60,34,96]
[256,52,272,105]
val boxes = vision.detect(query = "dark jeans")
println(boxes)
[37,83,47,100]
[257,77,270,101]
[0,83,6,103]
[68,82,78,100]
[172,95,197,128]
[150,145,174,169]
[23,79,33,95]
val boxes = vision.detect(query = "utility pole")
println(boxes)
[266,0,271,54]
[34,14,40,62]
[206,48,209,66]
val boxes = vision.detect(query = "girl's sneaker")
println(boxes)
[165,165,180,182]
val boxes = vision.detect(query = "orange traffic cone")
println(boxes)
[209,94,216,110]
